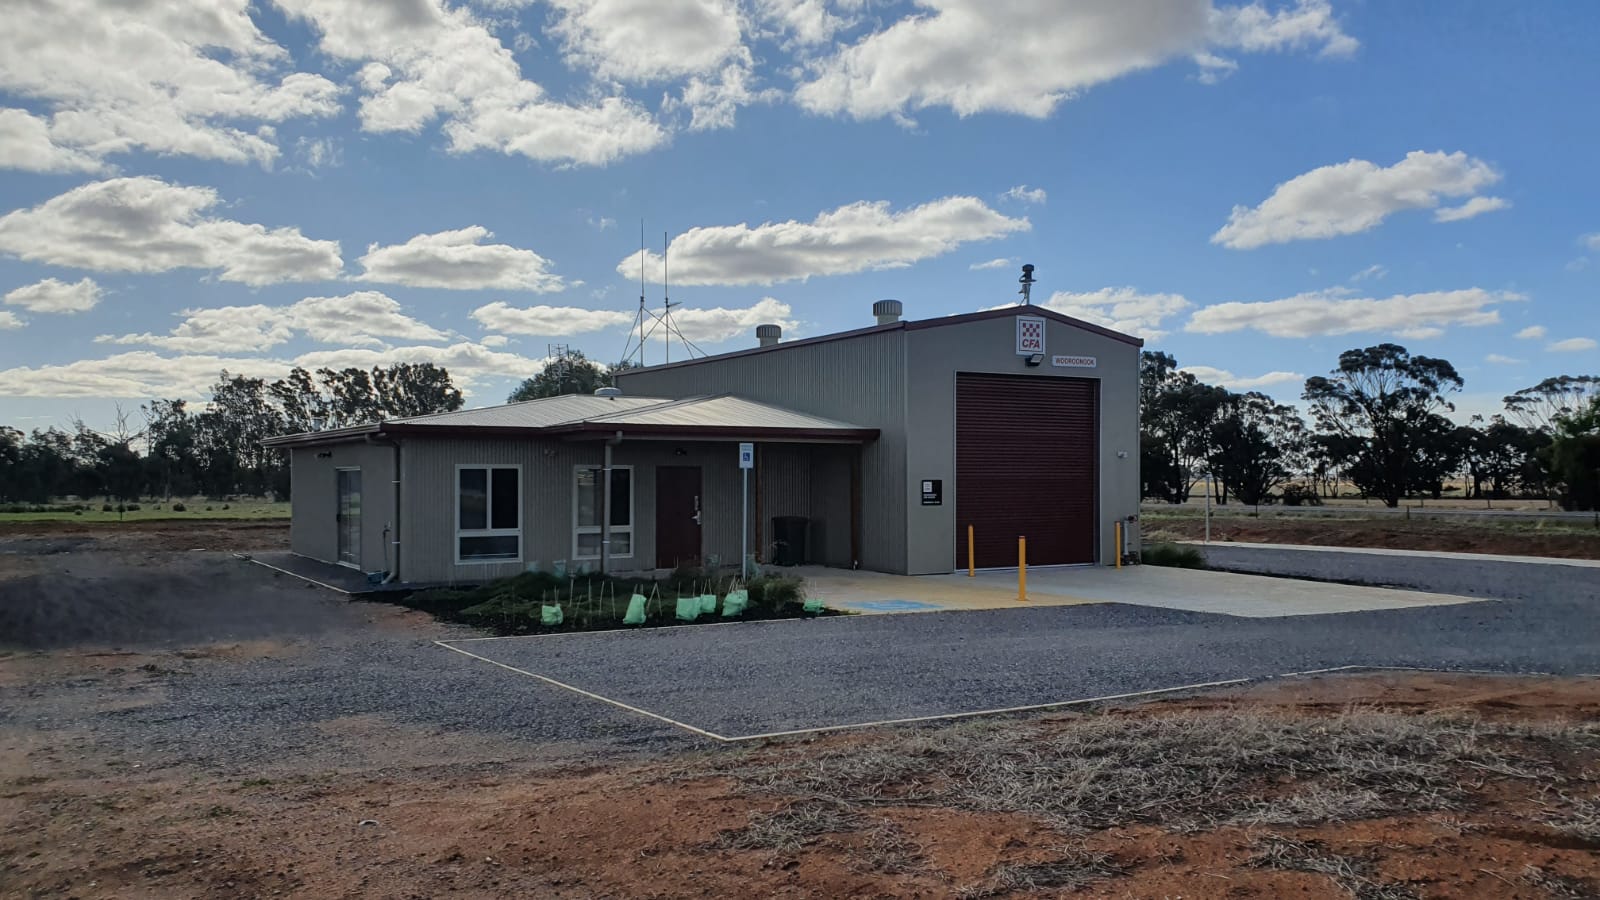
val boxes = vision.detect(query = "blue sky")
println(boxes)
[1,0,1597,432]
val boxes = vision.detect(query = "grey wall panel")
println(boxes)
[807,444,855,567]
[905,316,1140,574]
[290,441,394,575]
[289,447,333,562]
[396,436,748,584]
[617,330,908,573]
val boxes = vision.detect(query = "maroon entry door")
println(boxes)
[655,466,703,568]
[955,373,1098,568]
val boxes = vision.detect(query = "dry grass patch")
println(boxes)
[1248,834,1417,899]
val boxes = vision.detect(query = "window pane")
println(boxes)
[610,531,631,556]
[609,468,631,527]
[460,534,518,561]
[576,532,602,557]
[458,468,487,530]
[490,468,518,530]
[575,468,599,527]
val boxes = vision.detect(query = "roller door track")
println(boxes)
[956,372,1098,568]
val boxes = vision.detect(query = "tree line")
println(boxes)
[0,364,463,504]
[1142,343,1600,511]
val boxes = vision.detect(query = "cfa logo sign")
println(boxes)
[1015,316,1046,355]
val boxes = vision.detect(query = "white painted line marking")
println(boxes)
[234,553,352,595]
[433,640,731,742]
[717,678,1252,742]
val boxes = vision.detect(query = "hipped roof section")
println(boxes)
[262,392,879,448]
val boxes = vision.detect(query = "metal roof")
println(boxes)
[263,392,878,447]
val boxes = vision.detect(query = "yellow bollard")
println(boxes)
[967,524,975,577]
[1114,521,1123,570]
[1017,536,1027,602]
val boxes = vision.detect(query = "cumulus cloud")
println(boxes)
[0,177,342,286]
[0,1,340,167]
[0,311,23,330]
[1350,264,1387,282]
[98,291,448,352]
[616,196,1027,286]
[548,0,745,83]
[1548,337,1597,353]
[0,108,108,174]
[471,302,634,335]
[970,257,1013,270]
[1515,325,1547,340]
[358,227,563,291]
[794,0,1354,122]
[1485,354,1523,365]
[1585,233,1600,252]
[654,297,797,343]
[1433,195,1510,222]
[1041,287,1192,340]
[1212,151,1504,249]
[276,0,665,167]
[754,0,857,47]
[1002,185,1047,205]
[1179,366,1304,390]
[4,277,102,314]
[1185,288,1522,339]
[291,341,548,385]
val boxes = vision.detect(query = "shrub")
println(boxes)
[171,502,187,512]
[1141,542,1206,569]
[124,503,140,512]
[747,575,806,614]
[222,503,231,510]
[101,503,114,512]
[1280,484,1322,507]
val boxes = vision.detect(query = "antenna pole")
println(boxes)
[663,230,670,365]
[639,221,646,367]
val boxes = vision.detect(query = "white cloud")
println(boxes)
[1208,0,1358,57]
[294,136,343,170]
[0,1,340,167]
[1192,51,1240,84]
[616,196,1028,286]
[471,302,633,335]
[1433,195,1510,222]
[0,177,342,286]
[1548,337,1597,353]
[1179,366,1304,390]
[0,108,108,174]
[479,334,510,347]
[99,291,448,352]
[1350,264,1387,282]
[277,0,666,167]
[794,0,1354,122]
[1584,233,1600,252]
[1485,354,1523,365]
[0,351,290,399]
[548,0,745,83]
[291,341,548,386]
[1002,185,1047,205]
[0,311,23,330]
[1212,151,1503,249]
[1041,287,1192,340]
[666,62,779,131]
[358,227,563,291]
[970,257,1013,270]
[1185,288,1522,339]
[754,0,856,47]
[4,277,102,314]
[654,297,797,343]
[1515,325,1547,340]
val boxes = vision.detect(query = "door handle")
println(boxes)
[693,495,702,526]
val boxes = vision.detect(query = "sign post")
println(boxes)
[738,442,754,579]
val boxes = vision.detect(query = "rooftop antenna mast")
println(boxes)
[662,230,673,364]
[1018,263,1036,305]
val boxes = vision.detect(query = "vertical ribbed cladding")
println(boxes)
[872,299,903,325]
[756,324,782,347]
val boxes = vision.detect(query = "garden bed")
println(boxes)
[389,568,841,635]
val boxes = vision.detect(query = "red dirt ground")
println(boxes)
[1145,514,1600,560]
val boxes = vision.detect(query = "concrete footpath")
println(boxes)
[1189,541,1600,601]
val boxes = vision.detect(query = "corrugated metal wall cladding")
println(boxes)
[955,374,1098,567]
[617,331,907,572]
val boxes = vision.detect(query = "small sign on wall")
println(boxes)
[1016,316,1046,356]
[921,479,943,506]
[1051,355,1097,368]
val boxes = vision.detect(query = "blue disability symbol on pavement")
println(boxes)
[849,598,942,611]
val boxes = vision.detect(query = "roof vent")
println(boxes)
[756,324,782,347]
[873,298,903,325]
[594,386,623,398]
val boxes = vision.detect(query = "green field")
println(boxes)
[0,500,290,524]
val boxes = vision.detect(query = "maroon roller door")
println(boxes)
[955,373,1098,568]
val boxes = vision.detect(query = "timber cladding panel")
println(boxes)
[955,373,1098,568]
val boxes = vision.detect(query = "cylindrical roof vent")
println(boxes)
[756,324,782,347]
[594,386,623,398]
[873,298,903,325]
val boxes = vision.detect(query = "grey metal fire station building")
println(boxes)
[267,301,1142,583]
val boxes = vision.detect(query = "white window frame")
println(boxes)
[454,464,523,565]
[572,464,634,560]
